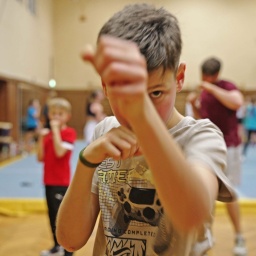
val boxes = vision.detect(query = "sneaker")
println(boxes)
[40,246,64,256]
[233,237,247,256]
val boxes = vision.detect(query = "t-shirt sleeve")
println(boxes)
[184,120,236,202]
[61,128,77,151]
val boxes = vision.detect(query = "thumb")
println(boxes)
[134,146,143,157]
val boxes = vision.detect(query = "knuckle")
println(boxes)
[106,63,120,77]
[124,143,132,151]
[101,47,112,62]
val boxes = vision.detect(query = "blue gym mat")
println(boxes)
[0,141,84,198]
[0,141,255,199]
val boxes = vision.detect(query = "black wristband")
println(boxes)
[79,147,101,168]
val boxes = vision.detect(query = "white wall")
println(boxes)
[53,0,256,90]
[0,0,255,90]
[174,0,256,90]
[0,0,53,86]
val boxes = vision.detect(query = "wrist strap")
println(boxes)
[79,147,101,168]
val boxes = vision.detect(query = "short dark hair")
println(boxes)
[98,4,182,73]
[201,57,222,76]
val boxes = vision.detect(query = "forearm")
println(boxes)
[51,127,67,157]
[130,101,217,232]
[56,160,99,251]
[209,86,243,110]
[187,93,202,119]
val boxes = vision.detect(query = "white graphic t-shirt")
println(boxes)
[90,116,236,256]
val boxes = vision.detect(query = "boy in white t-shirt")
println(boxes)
[56,4,236,256]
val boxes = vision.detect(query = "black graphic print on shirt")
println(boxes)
[96,156,175,256]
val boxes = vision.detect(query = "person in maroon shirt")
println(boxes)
[190,57,247,256]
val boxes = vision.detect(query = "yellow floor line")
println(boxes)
[0,151,37,168]
[0,155,24,168]
[215,200,256,214]
[0,198,255,216]
[0,198,47,216]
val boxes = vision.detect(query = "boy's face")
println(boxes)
[48,107,70,126]
[147,68,178,126]
[107,65,184,128]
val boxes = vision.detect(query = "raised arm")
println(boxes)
[37,128,49,162]
[187,91,202,119]
[200,81,244,110]
[50,120,68,157]
[56,125,141,251]
[81,36,219,233]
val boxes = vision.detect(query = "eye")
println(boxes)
[150,91,162,98]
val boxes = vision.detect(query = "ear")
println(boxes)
[176,62,186,92]
[101,79,108,97]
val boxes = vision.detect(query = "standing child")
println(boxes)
[24,98,41,153]
[37,98,76,256]
[56,4,236,256]
[83,89,106,145]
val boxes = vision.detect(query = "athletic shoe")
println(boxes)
[40,245,64,256]
[233,236,247,256]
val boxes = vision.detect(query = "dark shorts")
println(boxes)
[237,118,244,124]
[26,127,37,132]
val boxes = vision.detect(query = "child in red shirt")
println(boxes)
[37,97,76,256]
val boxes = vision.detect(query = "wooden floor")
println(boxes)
[0,208,255,256]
